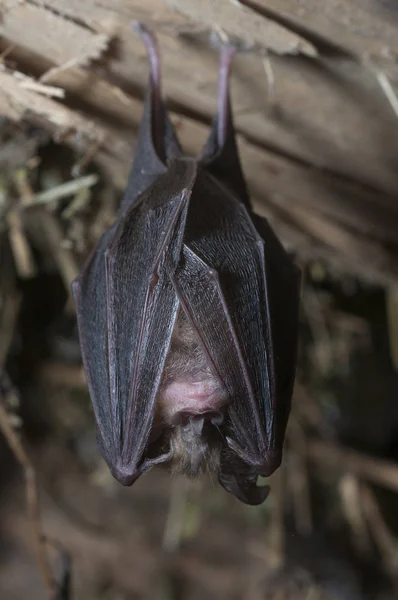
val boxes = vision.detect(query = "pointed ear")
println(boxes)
[121,23,182,212]
[201,46,250,208]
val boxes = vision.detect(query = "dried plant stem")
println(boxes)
[71,142,101,177]
[39,362,87,389]
[262,53,275,103]
[13,169,35,206]
[376,71,398,120]
[339,474,371,555]
[0,397,57,599]
[287,418,312,536]
[61,187,91,220]
[7,208,37,278]
[159,477,192,600]
[361,484,398,591]
[162,476,190,553]
[31,174,98,206]
[18,79,65,99]
[267,468,285,568]
[308,439,398,492]
[386,286,398,370]
[39,210,79,313]
[0,291,21,366]
[301,290,332,375]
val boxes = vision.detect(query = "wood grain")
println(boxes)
[0,0,397,284]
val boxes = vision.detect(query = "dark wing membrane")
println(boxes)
[73,161,196,484]
[172,244,267,462]
[72,224,118,453]
[253,214,301,452]
[120,88,182,214]
[171,243,271,506]
[173,170,299,475]
[218,453,271,505]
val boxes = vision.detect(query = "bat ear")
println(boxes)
[200,45,250,208]
[121,23,182,211]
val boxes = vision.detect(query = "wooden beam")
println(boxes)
[0,0,397,284]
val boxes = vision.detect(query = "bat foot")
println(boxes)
[131,21,152,38]
[131,21,161,79]
[132,20,166,162]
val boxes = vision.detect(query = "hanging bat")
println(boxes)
[72,23,300,505]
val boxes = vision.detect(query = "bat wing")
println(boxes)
[172,170,300,504]
[73,160,197,484]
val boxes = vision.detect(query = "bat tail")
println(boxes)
[200,42,251,208]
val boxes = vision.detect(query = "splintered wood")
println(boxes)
[0,2,110,73]
[164,0,318,56]
[0,0,397,287]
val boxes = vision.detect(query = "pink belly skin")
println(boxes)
[161,378,226,416]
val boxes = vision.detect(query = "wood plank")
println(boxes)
[0,0,397,285]
[236,0,398,63]
[1,0,397,197]
[0,2,109,67]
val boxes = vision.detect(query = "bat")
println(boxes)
[72,23,300,505]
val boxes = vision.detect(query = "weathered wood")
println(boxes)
[235,0,398,63]
[0,0,397,284]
